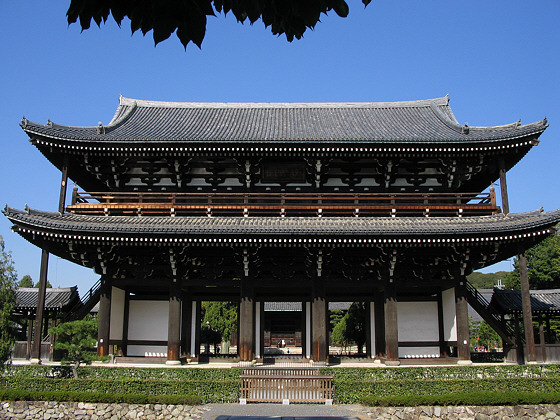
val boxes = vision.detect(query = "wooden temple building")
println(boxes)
[4,95,560,365]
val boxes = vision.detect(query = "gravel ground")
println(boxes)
[202,403,368,420]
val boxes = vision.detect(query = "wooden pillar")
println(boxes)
[365,302,374,359]
[455,281,471,363]
[305,301,312,359]
[519,252,537,363]
[26,317,33,360]
[58,156,69,214]
[498,158,509,215]
[538,314,546,363]
[437,290,449,357]
[97,278,111,357]
[384,281,399,365]
[31,249,49,363]
[513,312,524,363]
[311,277,328,362]
[167,280,182,364]
[301,301,307,358]
[374,292,385,357]
[255,301,264,360]
[121,291,130,356]
[181,297,192,358]
[239,278,254,361]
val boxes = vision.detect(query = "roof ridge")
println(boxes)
[118,95,450,110]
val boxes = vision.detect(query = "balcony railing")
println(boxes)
[67,190,499,217]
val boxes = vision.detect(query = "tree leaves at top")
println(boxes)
[0,236,18,369]
[505,231,560,290]
[67,0,372,49]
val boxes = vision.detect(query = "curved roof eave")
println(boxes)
[4,205,560,239]
[19,96,548,146]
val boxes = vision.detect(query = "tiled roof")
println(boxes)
[263,302,351,311]
[21,96,547,145]
[15,287,79,310]
[4,206,560,238]
[490,289,560,314]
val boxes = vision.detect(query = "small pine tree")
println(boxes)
[18,275,33,288]
[51,317,98,378]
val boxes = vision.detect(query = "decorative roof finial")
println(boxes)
[543,117,548,126]
[21,116,28,128]
[47,119,53,127]
[461,122,469,134]
[97,121,105,135]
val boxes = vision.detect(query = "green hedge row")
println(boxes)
[0,377,239,404]
[320,365,560,381]
[3,365,242,381]
[360,391,560,407]
[0,389,202,405]
[332,377,560,404]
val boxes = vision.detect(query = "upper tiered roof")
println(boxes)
[21,95,547,147]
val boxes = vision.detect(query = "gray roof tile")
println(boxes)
[4,206,560,238]
[15,287,79,310]
[490,289,560,314]
[21,96,547,145]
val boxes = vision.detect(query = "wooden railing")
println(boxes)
[240,367,334,404]
[68,190,499,217]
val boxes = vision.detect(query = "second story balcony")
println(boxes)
[67,189,500,218]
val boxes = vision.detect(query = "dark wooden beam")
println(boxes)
[499,158,510,215]
[167,280,182,364]
[58,155,69,214]
[239,277,254,361]
[519,252,537,363]
[97,277,112,357]
[31,249,49,362]
[384,281,399,365]
[455,281,471,363]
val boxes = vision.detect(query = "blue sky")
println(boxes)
[1,1,559,294]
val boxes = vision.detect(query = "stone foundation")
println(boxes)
[364,404,560,419]
[0,401,208,419]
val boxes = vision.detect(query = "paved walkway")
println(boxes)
[202,403,368,420]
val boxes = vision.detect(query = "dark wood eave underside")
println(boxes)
[4,206,559,243]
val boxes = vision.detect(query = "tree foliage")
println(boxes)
[66,0,372,49]
[18,275,33,288]
[467,271,509,289]
[201,301,237,342]
[330,302,366,354]
[0,236,17,369]
[51,318,98,379]
[505,232,560,290]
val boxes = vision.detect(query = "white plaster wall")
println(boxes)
[442,288,457,342]
[399,347,441,358]
[109,287,125,341]
[397,301,439,342]
[127,345,168,357]
[127,300,168,341]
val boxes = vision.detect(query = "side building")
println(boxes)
[5,95,559,364]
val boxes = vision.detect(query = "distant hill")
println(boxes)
[467,271,510,289]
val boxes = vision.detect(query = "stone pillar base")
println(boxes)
[384,360,400,366]
[457,359,473,365]
[29,358,41,365]
[165,360,181,366]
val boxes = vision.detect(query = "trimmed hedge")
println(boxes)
[0,389,202,405]
[3,364,560,406]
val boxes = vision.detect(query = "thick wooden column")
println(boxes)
[31,249,49,363]
[365,302,374,359]
[58,156,69,214]
[538,314,546,363]
[97,278,112,357]
[26,318,33,360]
[384,282,399,365]
[455,281,471,364]
[437,290,449,357]
[499,158,510,215]
[239,278,255,361]
[167,280,182,364]
[374,292,386,358]
[311,277,328,362]
[255,301,264,360]
[181,297,192,358]
[519,252,537,363]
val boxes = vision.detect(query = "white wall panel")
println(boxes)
[127,345,167,357]
[397,301,438,342]
[442,288,457,342]
[399,347,440,358]
[128,300,168,341]
[109,287,125,341]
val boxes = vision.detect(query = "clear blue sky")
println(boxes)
[1,1,559,294]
